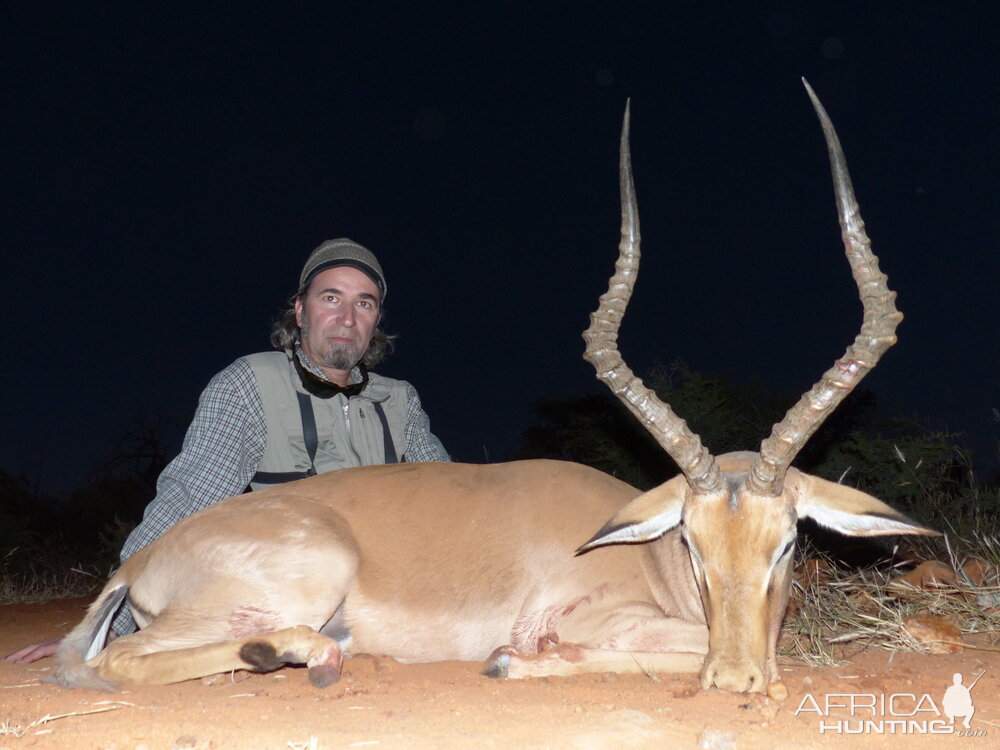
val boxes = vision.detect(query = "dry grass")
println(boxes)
[0,550,106,604]
[781,535,1000,667]
[0,701,135,738]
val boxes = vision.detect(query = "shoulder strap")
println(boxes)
[297,391,319,473]
[373,401,399,463]
[252,391,318,485]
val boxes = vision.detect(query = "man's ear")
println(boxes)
[294,296,304,327]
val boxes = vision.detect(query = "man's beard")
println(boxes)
[317,341,358,370]
[301,315,360,371]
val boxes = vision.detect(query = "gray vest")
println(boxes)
[244,352,410,490]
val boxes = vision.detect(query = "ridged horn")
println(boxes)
[583,102,723,493]
[746,79,903,496]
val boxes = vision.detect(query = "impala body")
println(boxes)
[53,82,934,694]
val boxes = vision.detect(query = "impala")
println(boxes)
[53,81,934,694]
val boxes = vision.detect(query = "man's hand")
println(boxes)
[2,638,61,663]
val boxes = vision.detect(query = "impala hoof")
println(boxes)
[308,663,341,688]
[306,645,343,688]
[482,645,515,678]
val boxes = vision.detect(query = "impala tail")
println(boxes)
[49,584,127,691]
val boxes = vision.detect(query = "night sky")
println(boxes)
[4,3,998,494]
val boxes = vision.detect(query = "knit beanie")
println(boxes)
[300,238,386,300]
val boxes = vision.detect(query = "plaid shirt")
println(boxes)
[112,355,448,634]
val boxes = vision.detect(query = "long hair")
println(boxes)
[269,290,396,369]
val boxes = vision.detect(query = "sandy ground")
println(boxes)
[1,598,997,749]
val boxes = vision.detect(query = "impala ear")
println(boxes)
[788,469,939,537]
[576,475,689,554]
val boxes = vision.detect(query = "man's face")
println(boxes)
[295,266,381,377]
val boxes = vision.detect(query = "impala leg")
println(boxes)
[484,642,704,678]
[239,625,344,688]
[484,610,708,679]
[89,620,342,687]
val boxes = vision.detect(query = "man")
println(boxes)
[5,238,448,663]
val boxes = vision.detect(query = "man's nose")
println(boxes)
[338,305,356,326]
